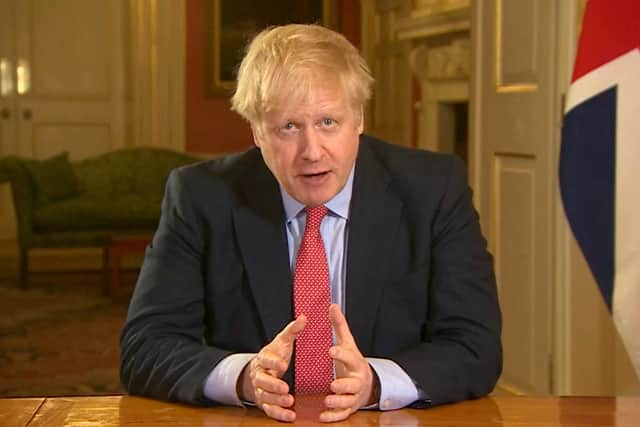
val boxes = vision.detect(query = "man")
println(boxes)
[120,24,501,423]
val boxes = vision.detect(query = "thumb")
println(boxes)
[329,304,355,346]
[275,314,307,347]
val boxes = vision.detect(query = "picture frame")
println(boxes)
[206,0,338,96]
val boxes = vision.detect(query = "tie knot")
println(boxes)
[305,206,327,230]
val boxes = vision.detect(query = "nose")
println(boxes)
[300,127,323,161]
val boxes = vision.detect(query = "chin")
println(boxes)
[289,182,340,206]
[298,198,326,207]
[297,193,333,207]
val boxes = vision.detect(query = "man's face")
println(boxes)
[252,84,363,207]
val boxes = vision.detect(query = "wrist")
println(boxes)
[237,359,255,403]
[366,366,381,406]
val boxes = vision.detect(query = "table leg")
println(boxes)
[102,245,110,297]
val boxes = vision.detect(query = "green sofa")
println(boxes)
[0,147,200,289]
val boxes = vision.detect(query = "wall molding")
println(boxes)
[129,0,185,151]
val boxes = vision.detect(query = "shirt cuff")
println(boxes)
[366,357,420,411]
[203,353,255,406]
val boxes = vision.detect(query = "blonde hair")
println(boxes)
[231,24,374,124]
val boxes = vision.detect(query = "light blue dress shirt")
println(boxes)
[203,166,420,410]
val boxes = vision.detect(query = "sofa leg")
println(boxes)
[19,249,29,289]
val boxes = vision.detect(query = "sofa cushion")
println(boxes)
[33,195,162,233]
[25,152,80,204]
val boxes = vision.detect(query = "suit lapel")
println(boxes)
[346,140,403,354]
[232,152,293,343]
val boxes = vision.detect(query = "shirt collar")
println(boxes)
[281,164,355,221]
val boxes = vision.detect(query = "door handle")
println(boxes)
[22,109,32,120]
[0,108,10,119]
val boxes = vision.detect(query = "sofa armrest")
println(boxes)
[0,157,36,249]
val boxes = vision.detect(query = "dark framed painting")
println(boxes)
[206,0,338,96]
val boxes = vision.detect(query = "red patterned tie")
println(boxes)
[294,206,333,394]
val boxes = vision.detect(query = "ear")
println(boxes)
[250,124,262,148]
[357,107,364,134]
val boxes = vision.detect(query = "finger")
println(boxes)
[262,402,297,423]
[319,407,352,423]
[274,315,307,346]
[253,371,290,395]
[255,351,288,375]
[330,377,362,395]
[324,392,358,410]
[329,345,362,372]
[329,304,355,346]
[255,387,295,408]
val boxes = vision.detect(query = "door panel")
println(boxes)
[497,0,538,88]
[494,154,540,391]
[31,124,111,160]
[27,0,111,98]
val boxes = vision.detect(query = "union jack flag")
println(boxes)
[560,0,640,380]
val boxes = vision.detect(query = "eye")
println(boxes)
[323,118,334,126]
[279,122,298,133]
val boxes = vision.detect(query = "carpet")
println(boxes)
[0,274,131,397]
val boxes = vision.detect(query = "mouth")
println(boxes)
[299,170,330,183]
[302,171,329,178]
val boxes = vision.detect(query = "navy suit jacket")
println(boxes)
[120,135,502,407]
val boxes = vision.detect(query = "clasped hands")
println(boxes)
[238,304,380,423]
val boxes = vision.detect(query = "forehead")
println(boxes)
[266,84,349,119]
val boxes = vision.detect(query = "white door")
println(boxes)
[0,0,126,239]
[0,0,18,240]
[0,0,18,156]
[471,0,555,394]
[14,0,126,160]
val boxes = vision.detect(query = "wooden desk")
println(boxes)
[4,395,638,426]
[0,398,44,427]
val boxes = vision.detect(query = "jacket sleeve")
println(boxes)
[119,168,229,405]
[393,156,502,407]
